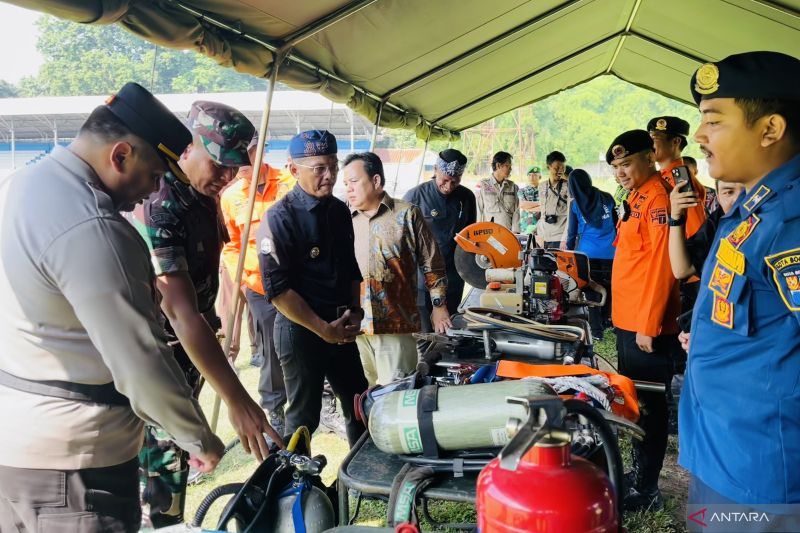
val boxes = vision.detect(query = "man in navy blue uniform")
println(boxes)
[679,51,800,514]
[403,149,476,328]
[257,130,368,447]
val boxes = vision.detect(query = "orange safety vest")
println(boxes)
[220,164,295,295]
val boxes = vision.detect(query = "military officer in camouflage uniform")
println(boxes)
[476,151,520,232]
[129,101,282,527]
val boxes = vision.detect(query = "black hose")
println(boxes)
[243,461,289,532]
[563,399,625,525]
[224,437,241,454]
[191,482,244,527]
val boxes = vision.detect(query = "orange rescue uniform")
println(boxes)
[659,158,706,238]
[221,164,295,295]
[612,173,680,337]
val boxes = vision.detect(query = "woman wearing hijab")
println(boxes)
[566,169,617,340]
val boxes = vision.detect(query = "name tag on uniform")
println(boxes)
[717,238,745,275]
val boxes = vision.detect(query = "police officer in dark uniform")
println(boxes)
[680,51,800,513]
[130,101,280,527]
[403,149,477,327]
[258,130,368,447]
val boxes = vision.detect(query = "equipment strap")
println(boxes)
[387,463,436,528]
[416,384,440,458]
[0,368,130,406]
[277,480,309,533]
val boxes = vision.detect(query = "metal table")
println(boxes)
[337,432,478,526]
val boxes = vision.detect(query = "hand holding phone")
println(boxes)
[671,166,694,193]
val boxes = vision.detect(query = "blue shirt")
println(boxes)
[566,197,616,260]
[679,153,800,504]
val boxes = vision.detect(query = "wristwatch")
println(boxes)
[668,215,685,227]
[431,297,446,308]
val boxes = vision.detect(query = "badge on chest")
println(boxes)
[765,247,800,311]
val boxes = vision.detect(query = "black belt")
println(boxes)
[0,368,130,407]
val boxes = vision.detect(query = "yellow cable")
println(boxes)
[286,426,312,454]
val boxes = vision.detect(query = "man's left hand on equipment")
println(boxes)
[431,306,452,334]
[229,394,285,462]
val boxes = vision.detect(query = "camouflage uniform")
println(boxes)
[518,184,540,234]
[128,101,255,528]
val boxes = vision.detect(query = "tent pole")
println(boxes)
[370,101,384,151]
[382,0,584,100]
[416,126,433,185]
[432,33,620,124]
[350,108,355,152]
[210,51,284,433]
[606,0,641,73]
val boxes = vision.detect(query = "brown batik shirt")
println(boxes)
[351,194,447,335]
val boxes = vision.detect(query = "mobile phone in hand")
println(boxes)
[671,166,694,193]
[677,309,693,333]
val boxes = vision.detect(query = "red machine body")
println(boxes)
[477,440,619,533]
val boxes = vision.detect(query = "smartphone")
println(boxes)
[671,166,694,192]
[677,309,693,333]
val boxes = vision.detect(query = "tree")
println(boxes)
[0,80,18,98]
[18,16,266,96]
[449,76,700,175]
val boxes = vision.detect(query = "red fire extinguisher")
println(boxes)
[477,396,626,533]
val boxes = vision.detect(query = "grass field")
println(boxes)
[185,329,688,532]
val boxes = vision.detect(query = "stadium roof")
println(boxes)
[6,0,799,140]
[0,90,375,143]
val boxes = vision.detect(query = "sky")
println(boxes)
[0,3,43,83]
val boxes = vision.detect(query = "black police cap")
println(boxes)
[104,82,191,181]
[647,116,690,137]
[606,129,654,164]
[691,51,800,105]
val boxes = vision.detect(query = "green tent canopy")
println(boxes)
[8,0,799,140]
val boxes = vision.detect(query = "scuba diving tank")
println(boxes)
[270,483,335,532]
[368,380,556,454]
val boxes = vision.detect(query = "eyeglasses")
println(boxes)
[294,161,340,177]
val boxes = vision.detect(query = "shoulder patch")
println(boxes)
[743,184,771,212]
[260,236,273,255]
[649,207,667,225]
[765,247,800,311]
[726,214,760,249]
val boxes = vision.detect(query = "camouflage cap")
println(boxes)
[188,101,255,167]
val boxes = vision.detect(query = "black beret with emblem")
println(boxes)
[690,51,800,105]
[647,116,690,137]
[606,129,654,164]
